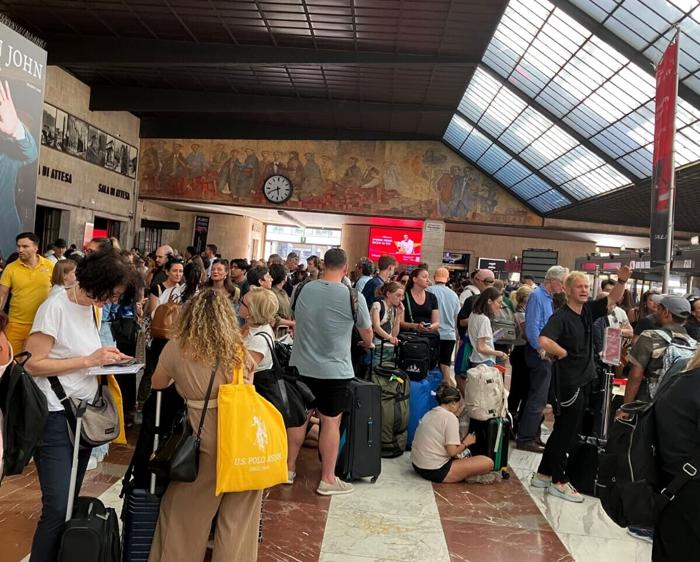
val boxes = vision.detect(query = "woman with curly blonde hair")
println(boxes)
[149,289,261,562]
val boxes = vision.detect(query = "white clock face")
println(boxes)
[264,175,293,204]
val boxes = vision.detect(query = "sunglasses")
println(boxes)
[481,278,495,284]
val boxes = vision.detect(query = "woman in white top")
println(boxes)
[371,281,404,366]
[148,257,184,316]
[48,259,77,300]
[240,287,308,484]
[411,385,494,483]
[468,287,509,367]
[25,250,133,561]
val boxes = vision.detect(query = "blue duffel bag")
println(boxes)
[406,369,443,449]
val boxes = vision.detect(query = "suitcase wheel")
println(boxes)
[370,476,378,484]
[500,468,510,480]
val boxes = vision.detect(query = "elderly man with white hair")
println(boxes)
[516,265,569,453]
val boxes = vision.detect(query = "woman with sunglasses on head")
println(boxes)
[24,250,134,562]
[468,287,509,368]
[411,384,495,484]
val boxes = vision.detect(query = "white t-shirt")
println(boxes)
[468,313,495,364]
[31,290,102,412]
[609,306,630,327]
[152,284,184,316]
[244,324,275,372]
[411,406,461,470]
[459,285,480,306]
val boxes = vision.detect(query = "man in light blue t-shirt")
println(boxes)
[289,248,373,496]
[427,267,460,385]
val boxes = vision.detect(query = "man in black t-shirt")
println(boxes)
[531,266,632,503]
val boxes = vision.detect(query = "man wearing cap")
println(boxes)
[623,295,695,405]
[428,268,461,386]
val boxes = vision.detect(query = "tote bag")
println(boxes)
[216,366,288,494]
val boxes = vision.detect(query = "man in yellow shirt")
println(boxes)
[0,232,54,353]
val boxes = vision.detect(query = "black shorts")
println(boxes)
[413,459,453,483]
[298,376,351,418]
[438,339,456,366]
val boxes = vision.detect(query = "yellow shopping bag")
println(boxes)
[216,366,288,494]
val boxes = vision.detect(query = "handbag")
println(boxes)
[49,375,120,447]
[216,364,288,494]
[148,359,219,482]
[150,289,181,340]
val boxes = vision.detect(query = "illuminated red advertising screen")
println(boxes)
[368,227,422,265]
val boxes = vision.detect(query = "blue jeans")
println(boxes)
[30,412,92,562]
[516,346,552,444]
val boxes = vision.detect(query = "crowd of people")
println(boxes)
[1,231,699,561]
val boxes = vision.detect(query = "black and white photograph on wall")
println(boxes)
[39,100,139,181]
[41,103,56,147]
[0,15,48,259]
[86,125,107,165]
[128,144,138,178]
[103,135,116,170]
[64,114,88,157]
[53,107,67,152]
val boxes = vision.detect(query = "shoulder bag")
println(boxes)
[148,359,219,482]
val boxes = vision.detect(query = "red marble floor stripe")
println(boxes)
[259,447,331,562]
[433,469,574,562]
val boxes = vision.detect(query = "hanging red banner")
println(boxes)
[650,34,679,268]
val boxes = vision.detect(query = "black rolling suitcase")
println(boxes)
[336,378,382,482]
[121,391,164,562]
[469,416,510,471]
[57,400,121,562]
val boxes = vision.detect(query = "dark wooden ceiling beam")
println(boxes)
[139,116,438,140]
[90,86,454,113]
[47,35,477,67]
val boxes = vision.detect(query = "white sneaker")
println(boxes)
[530,472,552,489]
[87,456,98,471]
[285,471,296,485]
[547,481,584,503]
[316,477,354,496]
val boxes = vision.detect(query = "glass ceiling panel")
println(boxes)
[571,0,700,96]
[442,115,570,213]
[442,0,700,216]
[456,67,629,201]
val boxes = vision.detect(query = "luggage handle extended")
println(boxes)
[66,399,88,522]
[150,390,163,496]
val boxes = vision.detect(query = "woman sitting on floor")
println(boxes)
[411,385,495,484]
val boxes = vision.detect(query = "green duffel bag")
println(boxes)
[371,365,411,458]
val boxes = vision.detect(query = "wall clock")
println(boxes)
[263,174,293,204]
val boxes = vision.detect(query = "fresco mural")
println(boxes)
[137,139,541,226]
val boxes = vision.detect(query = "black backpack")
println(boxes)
[0,351,48,479]
[596,369,700,528]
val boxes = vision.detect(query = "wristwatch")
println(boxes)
[617,279,627,285]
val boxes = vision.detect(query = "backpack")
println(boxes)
[151,288,181,340]
[463,363,508,421]
[371,364,410,458]
[396,333,432,381]
[0,352,49,478]
[491,306,519,346]
[647,329,697,398]
[596,370,700,528]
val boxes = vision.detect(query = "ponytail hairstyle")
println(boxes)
[377,280,404,299]
[406,267,428,291]
[435,384,461,406]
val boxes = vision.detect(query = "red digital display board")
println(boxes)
[368,227,423,265]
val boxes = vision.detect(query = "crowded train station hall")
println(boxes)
[1,1,700,561]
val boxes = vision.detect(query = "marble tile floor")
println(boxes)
[509,448,652,562]
[1,437,652,562]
